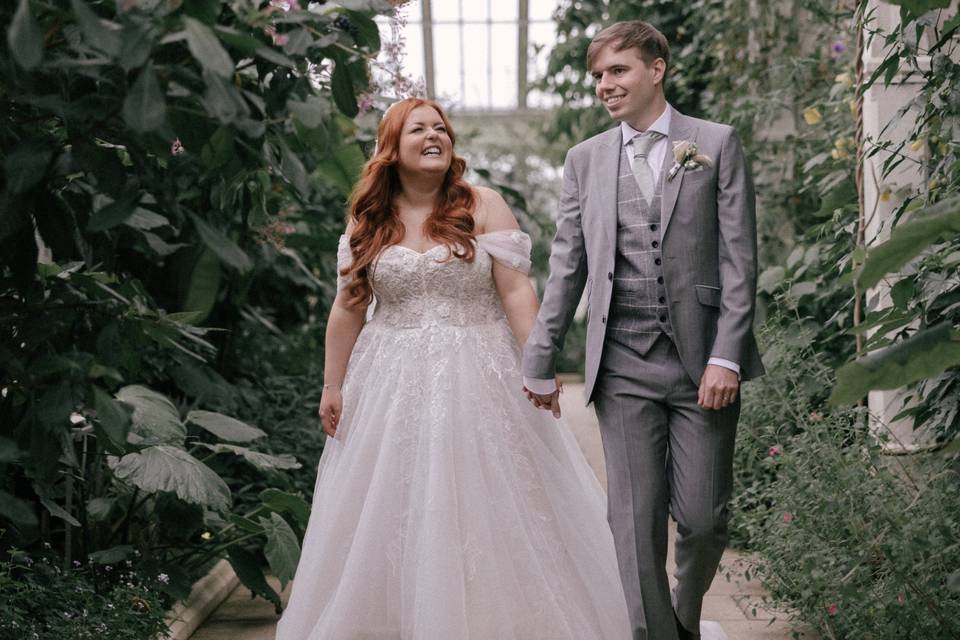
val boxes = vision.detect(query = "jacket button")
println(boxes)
[659,315,667,323]
[602,315,607,323]
[607,272,613,281]
[650,223,658,231]
[655,257,662,266]
[652,240,660,248]
[658,296,666,304]
[657,276,664,284]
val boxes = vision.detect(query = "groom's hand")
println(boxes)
[698,364,739,410]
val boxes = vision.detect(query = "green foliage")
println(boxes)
[0,0,391,614]
[0,547,170,640]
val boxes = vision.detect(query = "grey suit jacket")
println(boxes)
[522,107,765,402]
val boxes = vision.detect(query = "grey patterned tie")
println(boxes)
[631,131,664,205]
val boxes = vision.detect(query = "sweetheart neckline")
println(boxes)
[386,243,448,257]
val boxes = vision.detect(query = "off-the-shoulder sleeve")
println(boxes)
[476,230,533,274]
[336,234,352,291]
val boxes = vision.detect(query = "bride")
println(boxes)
[275,98,631,639]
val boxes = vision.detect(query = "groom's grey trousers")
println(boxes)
[592,333,738,640]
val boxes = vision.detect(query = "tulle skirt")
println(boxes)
[275,318,631,639]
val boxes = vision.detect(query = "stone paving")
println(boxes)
[189,383,816,640]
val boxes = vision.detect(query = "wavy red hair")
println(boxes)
[341,98,476,307]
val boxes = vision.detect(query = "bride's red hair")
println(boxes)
[341,98,476,307]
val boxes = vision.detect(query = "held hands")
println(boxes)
[523,379,563,418]
[318,385,342,438]
[698,364,739,410]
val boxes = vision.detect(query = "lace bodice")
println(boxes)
[337,230,532,329]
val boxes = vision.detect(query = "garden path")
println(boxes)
[189,383,815,640]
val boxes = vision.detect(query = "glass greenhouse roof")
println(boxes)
[375,0,564,112]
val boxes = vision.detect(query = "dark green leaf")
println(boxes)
[4,141,53,194]
[70,0,121,57]
[0,490,38,529]
[86,497,114,522]
[109,445,232,511]
[89,545,135,564]
[123,66,167,132]
[186,410,266,442]
[280,142,309,198]
[259,489,310,527]
[227,547,282,611]
[255,46,297,69]
[342,10,380,51]
[93,385,131,449]
[184,16,234,78]
[858,195,960,289]
[181,247,221,321]
[198,443,301,471]
[316,142,365,194]
[331,54,359,117]
[87,192,141,232]
[0,437,22,463]
[8,0,43,70]
[125,208,169,230]
[191,215,253,273]
[831,323,960,405]
[202,71,249,123]
[116,384,185,445]
[39,495,80,527]
[259,512,300,590]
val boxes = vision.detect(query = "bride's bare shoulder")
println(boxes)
[471,185,518,234]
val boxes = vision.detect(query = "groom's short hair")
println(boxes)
[586,21,670,73]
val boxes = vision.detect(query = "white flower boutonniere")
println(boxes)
[668,140,713,180]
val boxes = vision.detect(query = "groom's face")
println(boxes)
[590,45,663,124]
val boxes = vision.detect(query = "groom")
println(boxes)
[522,20,764,640]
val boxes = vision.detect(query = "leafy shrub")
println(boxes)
[0,546,169,640]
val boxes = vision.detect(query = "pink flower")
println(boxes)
[826,602,838,616]
[171,139,184,156]
[782,512,794,524]
[809,411,823,422]
[768,445,782,457]
[897,593,905,605]
[273,32,289,46]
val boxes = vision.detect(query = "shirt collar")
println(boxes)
[621,103,671,146]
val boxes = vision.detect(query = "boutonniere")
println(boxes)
[668,140,713,180]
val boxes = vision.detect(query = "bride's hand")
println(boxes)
[319,386,343,438]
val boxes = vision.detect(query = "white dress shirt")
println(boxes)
[524,105,739,396]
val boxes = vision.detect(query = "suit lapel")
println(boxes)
[592,127,622,256]
[660,108,697,240]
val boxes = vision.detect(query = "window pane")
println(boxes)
[431,0,460,22]
[529,0,561,21]
[489,23,518,109]
[462,24,491,108]
[432,23,463,106]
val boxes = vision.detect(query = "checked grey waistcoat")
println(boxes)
[607,144,675,357]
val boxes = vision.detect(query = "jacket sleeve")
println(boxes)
[710,127,758,365]
[521,149,589,379]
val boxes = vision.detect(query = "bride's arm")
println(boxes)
[474,186,540,350]
[319,226,369,438]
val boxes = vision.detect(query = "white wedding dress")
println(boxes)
[275,230,631,640]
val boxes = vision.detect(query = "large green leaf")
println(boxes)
[0,437,21,463]
[70,0,121,57]
[198,443,301,471]
[227,547,281,612]
[87,192,141,232]
[93,385,131,449]
[316,142,365,194]
[186,410,265,442]
[259,512,300,590]
[4,140,53,194]
[341,10,381,51]
[830,323,960,405]
[191,215,253,273]
[259,489,311,527]
[331,53,359,117]
[880,0,952,16]
[123,66,166,132]
[109,445,231,511]
[184,16,235,78]
[0,490,38,528]
[858,195,960,289]
[116,384,186,445]
[8,0,43,70]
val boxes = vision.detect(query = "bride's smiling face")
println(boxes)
[396,105,453,175]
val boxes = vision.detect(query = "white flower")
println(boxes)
[157,573,170,585]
